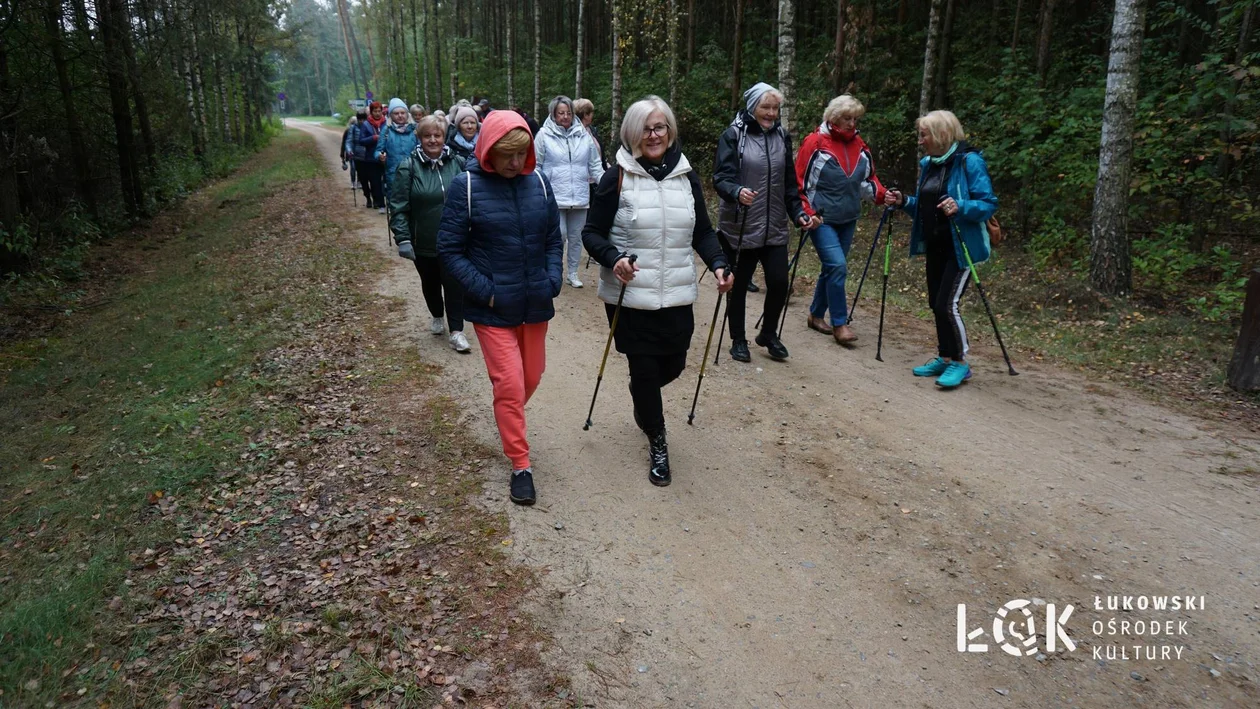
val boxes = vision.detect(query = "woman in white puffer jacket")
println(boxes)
[536,95,605,288]
[582,96,733,488]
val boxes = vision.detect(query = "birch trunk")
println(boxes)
[575,0,585,97]
[610,0,622,147]
[1089,0,1148,295]
[778,0,795,134]
[933,0,956,108]
[506,0,515,107]
[533,0,540,116]
[919,0,944,117]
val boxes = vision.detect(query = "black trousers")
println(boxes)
[414,256,464,332]
[925,246,970,360]
[627,352,687,436]
[719,233,789,341]
[357,160,384,207]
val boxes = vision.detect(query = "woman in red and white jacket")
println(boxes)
[795,95,886,346]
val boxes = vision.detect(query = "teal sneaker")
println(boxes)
[935,361,972,389]
[913,357,949,377]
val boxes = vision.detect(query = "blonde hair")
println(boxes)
[916,110,966,150]
[823,94,865,124]
[492,128,532,154]
[620,95,678,158]
[573,98,594,119]
[416,115,445,137]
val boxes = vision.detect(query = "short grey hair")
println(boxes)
[619,95,678,158]
[548,95,575,120]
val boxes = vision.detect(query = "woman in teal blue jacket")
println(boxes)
[378,98,418,193]
[885,110,997,389]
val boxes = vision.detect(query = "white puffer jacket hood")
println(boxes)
[535,117,605,208]
[597,147,699,311]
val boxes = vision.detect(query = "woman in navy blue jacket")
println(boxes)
[885,110,997,390]
[438,111,563,506]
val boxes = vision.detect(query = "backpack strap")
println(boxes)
[536,170,548,200]
[617,166,624,193]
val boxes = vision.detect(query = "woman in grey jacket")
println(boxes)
[712,82,818,363]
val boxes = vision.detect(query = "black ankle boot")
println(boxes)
[648,429,671,487]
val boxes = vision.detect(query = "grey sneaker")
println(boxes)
[450,331,471,353]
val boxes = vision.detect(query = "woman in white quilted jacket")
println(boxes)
[536,95,605,288]
[581,96,734,487]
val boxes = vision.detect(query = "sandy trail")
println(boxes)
[294,120,1259,708]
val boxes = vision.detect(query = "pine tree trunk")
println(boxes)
[533,0,541,116]
[0,40,21,232]
[778,0,796,134]
[668,0,679,106]
[99,0,142,216]
[687,0,695,66]
[362,4,379,93]
[1010,0,1023,52]
[919,0,944,116]
[446,0,456,105]
[833,0,846,94]
[44,0,97,214]
[1216,1,1254,180]
[575,0,585,97]
[212,20,232,142]
[1035,0,1057,86]
[181,24,202,152]
[933,0,956,108]
[610,0,621,146]
[731,0,745,110]
[1089,0,1148,296]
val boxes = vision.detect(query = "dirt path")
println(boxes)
[293,121,1260,708]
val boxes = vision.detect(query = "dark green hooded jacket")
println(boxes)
[389,145,465,257]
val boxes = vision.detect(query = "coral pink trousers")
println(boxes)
[473,322,548,470]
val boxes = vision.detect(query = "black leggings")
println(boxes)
[719,234,789,341]
[626,352,687,436]
[925,246,970,360]
[414,256,465,332]
[357,160,384,207]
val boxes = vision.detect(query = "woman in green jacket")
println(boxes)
[390,115,471,353]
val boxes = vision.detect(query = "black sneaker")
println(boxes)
[648,429,671,486]
[510,468,536,505]
[746,281,760,293]
[755,332,790,361]
[730,339,751,362]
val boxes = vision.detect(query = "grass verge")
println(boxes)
[0,132,569,707]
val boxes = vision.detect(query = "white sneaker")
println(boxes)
[567,274,583,288]
[429,316,445,335]
[378,206,386,215]
[450,331,471,352]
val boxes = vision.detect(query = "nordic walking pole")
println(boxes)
[713,206,748,366]
[874,215,894,362]
[848,206,893,326]
[949,217,1019,376]
[687,265,733,425]
[583,254,638,430]
[774,225,811,339]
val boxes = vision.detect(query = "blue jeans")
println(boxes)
[809,221,856,326]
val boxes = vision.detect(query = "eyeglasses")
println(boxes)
[643,124,669,137]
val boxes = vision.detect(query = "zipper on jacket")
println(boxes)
[513,179,526,323]
[764,132,773,246]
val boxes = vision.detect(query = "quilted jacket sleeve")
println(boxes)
[437,173,495,305]
[542,174,564,296]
